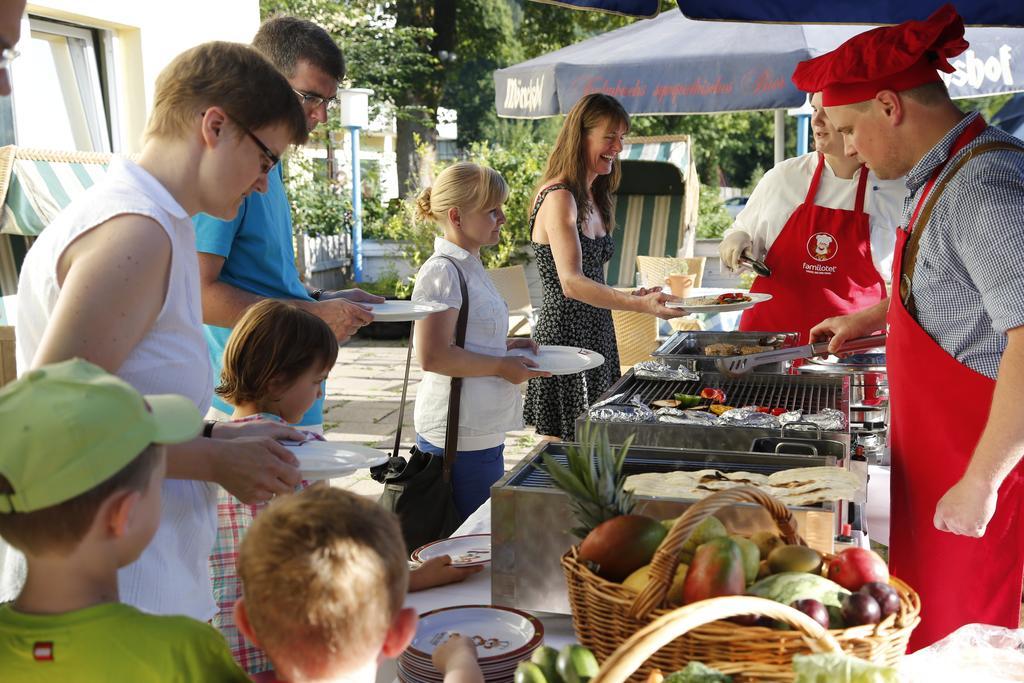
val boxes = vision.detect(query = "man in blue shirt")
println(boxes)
[195,17,382,430]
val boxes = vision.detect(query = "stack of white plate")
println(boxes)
[398,605,544,683]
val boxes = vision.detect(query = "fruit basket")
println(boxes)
[561,486,920,682]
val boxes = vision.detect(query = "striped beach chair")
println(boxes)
[605,135,700,288]
[0,146,115,297]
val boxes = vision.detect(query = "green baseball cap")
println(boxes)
[0,358,201,513]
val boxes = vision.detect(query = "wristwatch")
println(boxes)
[310,289,324,301]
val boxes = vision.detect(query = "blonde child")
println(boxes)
[212,300,481,674]
[236,486,484,683]
[0,359,248,680]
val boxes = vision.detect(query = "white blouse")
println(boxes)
[412,238,522,451]
[724,152,907,281]
[10,158,217,621]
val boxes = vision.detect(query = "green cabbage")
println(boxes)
[792,653,898,683]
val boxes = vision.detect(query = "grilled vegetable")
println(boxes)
[538,421,635,538]
[700,388,726,403]
[653,399,682,409]
[709,404,735,416]
[715,292,752,304]
[673,393,704,408]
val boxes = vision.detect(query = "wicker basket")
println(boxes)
[562,486,921,681]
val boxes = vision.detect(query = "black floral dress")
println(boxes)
[524,184,621,441]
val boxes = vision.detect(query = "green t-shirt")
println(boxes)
[0,602,251,682]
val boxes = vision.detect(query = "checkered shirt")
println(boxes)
[901,112,1024,379]
[209,414,319,674]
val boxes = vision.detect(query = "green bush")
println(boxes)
[285,153,352,238]
[696,183,734,239]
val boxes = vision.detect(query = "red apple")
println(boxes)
[827,547,889,591]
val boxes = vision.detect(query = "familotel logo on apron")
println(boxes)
[804,232,839,275]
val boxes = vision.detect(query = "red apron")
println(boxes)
[887,116,1024,651]
[740,153,885,344]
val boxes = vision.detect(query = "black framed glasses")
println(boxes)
[293,88,339,110]
[225,113,279,175]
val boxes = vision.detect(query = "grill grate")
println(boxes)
[608,371,847,417]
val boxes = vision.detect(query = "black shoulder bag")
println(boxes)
[371,255,467,552]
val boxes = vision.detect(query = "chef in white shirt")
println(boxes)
[720,92,907,342]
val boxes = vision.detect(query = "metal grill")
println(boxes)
[607,370,849,418]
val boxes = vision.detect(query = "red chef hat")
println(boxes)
[792,3,969,106]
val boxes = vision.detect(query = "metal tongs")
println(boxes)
[715,334,887,377]
[740,255,772,277]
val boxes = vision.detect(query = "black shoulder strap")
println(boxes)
[436,255,469,482]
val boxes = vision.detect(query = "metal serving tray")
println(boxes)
[490,442,839,616]
[652,330,800,373]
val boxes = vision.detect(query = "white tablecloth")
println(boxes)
[376,501,575,683]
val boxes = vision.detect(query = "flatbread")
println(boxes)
[624,466,863,506]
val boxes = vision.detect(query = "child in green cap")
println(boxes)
[0,359,248,680]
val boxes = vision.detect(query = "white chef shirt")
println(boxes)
[412,237,523,451]
[724,152,907,281]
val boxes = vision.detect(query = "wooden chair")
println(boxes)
[636,255,706,333]
[0,326,15,387]
[486,264,534,337]
[635,255,707,289]
[610,288,661,372]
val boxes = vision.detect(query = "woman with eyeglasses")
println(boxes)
[6,42,309,624]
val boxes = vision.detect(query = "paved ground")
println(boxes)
[322,338,543,497]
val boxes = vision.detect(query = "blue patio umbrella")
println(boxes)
[495,11,1024,118]
[674,2,1024,27]
[532,0,659,18]
[992,93,1024,138]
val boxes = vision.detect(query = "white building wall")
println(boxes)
[23,1,260,152]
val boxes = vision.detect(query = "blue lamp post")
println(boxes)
[337,88,373,282]
[788,97,814,157]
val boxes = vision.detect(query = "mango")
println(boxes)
[730,535,760,584]
[579,515,667,582]
[672,515,728,565]
[768,544,823,574]
[750,530,785,560]
[681,536,746,604]
[622,562,689,605]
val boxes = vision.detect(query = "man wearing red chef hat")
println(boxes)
[804,4,1024,650]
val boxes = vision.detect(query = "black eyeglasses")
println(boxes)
[293,88,339,110]
[225,113,279,175]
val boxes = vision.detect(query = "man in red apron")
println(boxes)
[798,4,1024,651]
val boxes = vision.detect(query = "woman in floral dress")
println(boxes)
[524,94,683,441]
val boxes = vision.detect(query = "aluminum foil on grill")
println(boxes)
[780,408,845,432]
[655,407,718,425]
[717,406,783,429]
[632,361,700,382]
[587,392,656,423]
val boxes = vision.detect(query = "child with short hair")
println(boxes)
[0,359,248,680]
[211,300,480,674]
[235,485,483,683]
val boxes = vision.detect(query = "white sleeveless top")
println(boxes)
[11,157,218,620]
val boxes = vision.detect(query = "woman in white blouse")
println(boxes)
[412,162,550,518]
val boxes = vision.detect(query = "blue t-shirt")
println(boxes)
[193,166,324,426]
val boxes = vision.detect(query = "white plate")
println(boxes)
[407,605,544,662]
[506,345,605,375]
[283,440,389,479]
[368,300,447,322]
[411,534,491,567]
[666,291,772,313]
